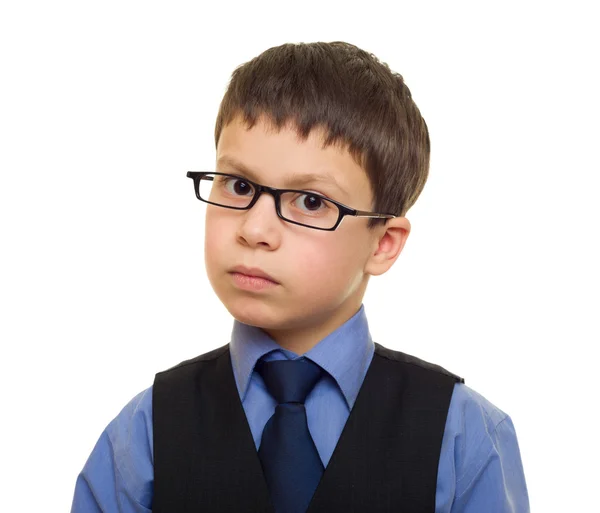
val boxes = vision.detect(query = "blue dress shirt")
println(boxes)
[71,305,530,512]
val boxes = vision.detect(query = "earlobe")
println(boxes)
[365,217,411,276]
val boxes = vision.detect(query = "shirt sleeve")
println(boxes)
[70,387,154,513]
[444,385,530,513]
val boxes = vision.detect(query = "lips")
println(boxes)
[230,265,279,284]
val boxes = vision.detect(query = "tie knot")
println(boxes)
[256,358,323,404]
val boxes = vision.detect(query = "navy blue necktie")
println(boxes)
[256,358,324,513]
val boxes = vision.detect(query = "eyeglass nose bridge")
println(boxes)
[246,184,286,220]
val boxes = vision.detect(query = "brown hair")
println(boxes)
[215,42,430,226]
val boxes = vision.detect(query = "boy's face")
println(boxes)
[205,116,408,351]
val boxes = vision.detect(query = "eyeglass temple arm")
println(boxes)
[353,210,396,219]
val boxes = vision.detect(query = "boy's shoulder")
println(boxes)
[374,342,509,434]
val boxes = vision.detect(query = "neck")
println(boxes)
[263,300,363,355]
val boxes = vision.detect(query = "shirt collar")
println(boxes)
[230,304,374,409]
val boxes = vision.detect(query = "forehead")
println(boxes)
[216,116,372,205]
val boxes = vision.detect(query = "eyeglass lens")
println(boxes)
[199,174,340,229]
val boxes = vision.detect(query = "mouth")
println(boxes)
[229,265,279,284]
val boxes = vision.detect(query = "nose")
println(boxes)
[236,191,282,250]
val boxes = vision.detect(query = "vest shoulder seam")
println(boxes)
[374,342,464,383]
[156,343,230,376]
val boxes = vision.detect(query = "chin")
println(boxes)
[222,294,284,329]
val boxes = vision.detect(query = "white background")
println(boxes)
[1,1,598,511]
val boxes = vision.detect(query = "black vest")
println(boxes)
[153,343,464,512]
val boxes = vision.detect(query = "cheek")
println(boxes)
[290,234,364,291]
[205,207,233,244]
[204,211,232,268]
[205,223,221,251]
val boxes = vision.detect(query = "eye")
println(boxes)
[293,193,329,213]
[224,177,254,196]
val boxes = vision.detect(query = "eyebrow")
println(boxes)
[216,156,350,198]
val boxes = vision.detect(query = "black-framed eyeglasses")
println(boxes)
[186,171,396,231]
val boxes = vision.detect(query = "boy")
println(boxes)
[71,42,529,512]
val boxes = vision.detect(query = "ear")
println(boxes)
[364,217,411,276]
